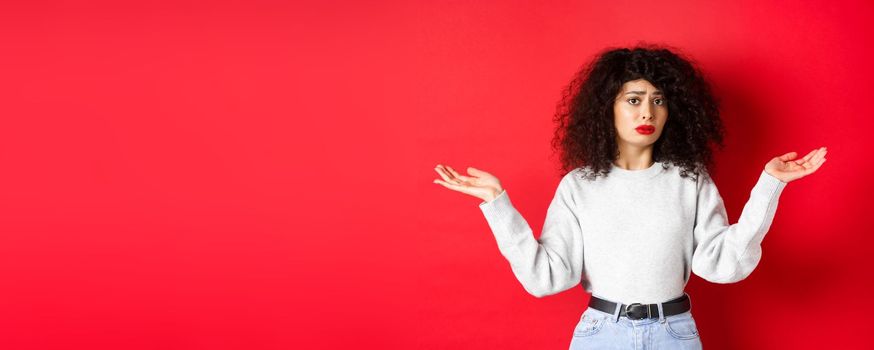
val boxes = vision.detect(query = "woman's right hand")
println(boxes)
[433,164,504,203]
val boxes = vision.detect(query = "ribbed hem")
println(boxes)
[751,170,787,199]
[479,189,510,214]
[477,189,524,246]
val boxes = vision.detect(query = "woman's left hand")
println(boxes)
[765,146,828,183]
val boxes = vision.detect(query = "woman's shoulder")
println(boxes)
[660,161,712,189]
[562,164,605,183]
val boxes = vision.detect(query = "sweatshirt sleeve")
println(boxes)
[477,174,585,297]
[691,169,787,283]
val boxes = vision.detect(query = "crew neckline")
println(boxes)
[609,161,664,179]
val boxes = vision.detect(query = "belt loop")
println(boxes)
[612,301,622,323]
[657,301,666,323]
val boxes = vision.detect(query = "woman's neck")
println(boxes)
[613,146,655,170]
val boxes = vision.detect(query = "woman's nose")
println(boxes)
[640,104,652,120]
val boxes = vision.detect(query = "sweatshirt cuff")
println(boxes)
[478,189,513,229]
[751,170,787,199]
[478,189,523,248]
[479,189,510,214]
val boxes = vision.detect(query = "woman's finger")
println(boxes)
[815,155,827,168]
[811,148,827,164]
[805,157,825,175]
[795,148,818,165]
[435,165,460,184]
[467,167,492,178]
[446,166,475,183]
[445,165,462,178]
[799,148,824,169]
[806,152,827,172]
[433,178,470,194]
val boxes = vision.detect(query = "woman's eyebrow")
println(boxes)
[624,90,664,95]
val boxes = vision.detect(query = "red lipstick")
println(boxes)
[636,125,655,135]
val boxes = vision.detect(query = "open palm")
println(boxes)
[765,146,828,183]
[433,164,504,202]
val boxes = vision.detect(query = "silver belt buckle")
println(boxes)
[624,303,650,320]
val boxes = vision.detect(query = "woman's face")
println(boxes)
[613,79,668,150]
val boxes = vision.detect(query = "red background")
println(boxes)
[0,0,870,349]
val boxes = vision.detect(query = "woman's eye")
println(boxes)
[654,98,664,105]
[628,98,639,105]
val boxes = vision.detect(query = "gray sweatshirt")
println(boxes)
[478,161,787,304]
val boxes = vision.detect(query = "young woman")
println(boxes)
[432,45,827,349]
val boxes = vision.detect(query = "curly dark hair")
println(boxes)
[550,43,726,182]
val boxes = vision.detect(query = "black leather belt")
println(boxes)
[588,293,691,320]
